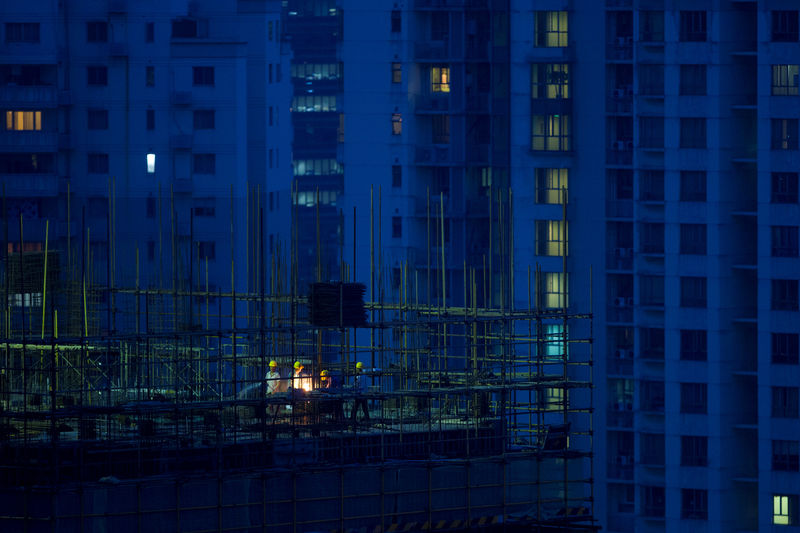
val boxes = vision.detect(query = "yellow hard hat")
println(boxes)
[293,361,303,370]
[355,362,364,369]
[269,360,278,368]
[321,370,329,378]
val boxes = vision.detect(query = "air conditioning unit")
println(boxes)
[615,349,632,359]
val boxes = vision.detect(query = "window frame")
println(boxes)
[773,333,800,365]
[772,65,800,96]
[680,276,707,308]
[534,11,568,48]
[679,11,707,42]
[531,114,571,152]
[531,63,570,99]
[680,382,708,414]
[192,66,215,87]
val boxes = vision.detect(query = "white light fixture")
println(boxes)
[146,153,155,173]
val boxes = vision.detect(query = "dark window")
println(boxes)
[639,116,664,148]
[681,436,708,466]
[391,10,401,33]
[392,267,401,289]
[193,154,216,175]
[640,328,664,360]
[146,197,156,218]
[642,486,665,517]
[146,66,154,87]
[392,216,402,238]
[680,118,706,148]
[640,433,664,465]
[773,386,800,418]
[772,226,799,257]
[680,383,707,414]
[640,11,664,42]
[432,115,450,144]
[772,65,800,96]
[88,153,109,174]
[680,170,707,201]
[431,12,449,41]
[146,22,155,43]
[194,199,215,217]
[773,333,800,365]
[773,440,800,471]
[772,172,799,203]
[639,64,664,97]
[392,62,402,83]
[680,224,707,255]
[640,170,664,202]
[172,18,207,38]
[772,279,799,311]
[192,66,214,86]
[146,109,155,131]
[269,106,274,126]
[680,276,707,308]
[87,66,108,86]
[772,119,799,150]
[193,110,215,130]
[640,222,664,254]
[680,11,707,42]
[87,109,108,130]
[680,65,707,95]
[680,330,707,361]
[392,165,402,188]
[148,241,155,261]
[392,113,402,135]
[640,275,664,306]
[641,380,664,412]
[198,241,215,260]
[87,21,108,42]
[5,23,40,43]
[773,11,799,42]
[681,489,708,520]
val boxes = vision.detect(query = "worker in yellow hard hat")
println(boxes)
[319,369,344,422]
[265,360,283,419]
[350,361,370,423]
[293,361,311,392]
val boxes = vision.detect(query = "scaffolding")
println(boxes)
[0,186,596,533]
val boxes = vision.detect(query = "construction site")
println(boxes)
[0,186,596,533]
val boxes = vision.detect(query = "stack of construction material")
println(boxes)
[308,282,367,327]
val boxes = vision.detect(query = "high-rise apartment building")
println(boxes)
[1,0,291,318]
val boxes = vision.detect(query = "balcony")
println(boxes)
[607,406,633,428]
[0,131,58,150]
[0,174,59,197]
[415,94,450,113]
[607,458,634,480]
[607,37,633,61]
[465,93,490,112]
[415,145,451,164]
[414,41,449,61]
[464,144,489,164]
[606,200,632,218]
[607,248,633,270]
[171,91,191,106]
[170,134,192,150]
[0,86,58,107]
[607,142,632,166]
[608,354,633,376]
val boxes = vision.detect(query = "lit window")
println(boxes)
[774,495,798,525]
[542,272,566,309]
[392,62,402,84]
[531,64,569,99]
[146,153,155,174]
[532,114,570,151]
[773,65,800,96]
[535,220,566,256]
[535,168,568,204]
[5,111,41,131]
[431,66,450,92]
[541,387,565,411]
[534,11,568,47]
[392,113,402,135]
[543,324,568,360]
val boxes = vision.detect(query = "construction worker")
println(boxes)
[292,361,311,391]
[265,360,282,419]
[350,361,370,422]
[319,370,344,422]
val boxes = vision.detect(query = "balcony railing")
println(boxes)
[0,131,58,149]
[0,174,59,197]
[0,86,58,106]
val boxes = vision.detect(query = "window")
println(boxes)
[680,65,707,95]
[775,495,799,526]
[772,65,800,96]
[773,333,800,365]
[532,114,570,151]
[681,171,707,201]
[392,62,402,84]
[680,224,707,255]
[84,109,109,131]
[531,64,569,99]
[392,216,402,238]
[146,66,155,87]
[541,272,566,309]
[640,11,664,42]
[391,10,401,33]
[640,275,664,306]
[681,330,707,361]
[292,159,342,176]
[146,22,155,43]
[773,440,800,471]
[680,276,707,308]
[432,115,450,144]
[772,387,799,418]
[86,21,108,42]
[640,222,664,254]
[681,436,708,466]
[773,11,799,42]
[392,165,402,188]
[773,226,799,257]
[535,168,568,204]
[193,153,216,175]
[535,220,566,256]
[640,433,664,465]
[88,153,109,174]
[5,23,39,43]
[534,11,568,47]
[639,117,664,148]
[146,153,155,174]
[192,66,214,86]
[198,241,215,261]
[639,64,664,96]
[292,95,338,112]
[392,113,402,135]
[643,486,665,517]
[640,170,664,201]
[681,383,707,414]
[641,328,664,360]
[682,489,708,520]
[431,66,450,93]
[680,118,706,148]
[87,66,108,86]
[193,110,215,130]
[772,119,799,150]
[431,12,448,40]
[146,197,156,218]
[5,111,42,131]
[641,380,665,412]
[680,11,707,42]
[172,18,207,38]
[773,173,799,203]
[292,63,342,81]
[773,279,799,311]
[194,198,215,217]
